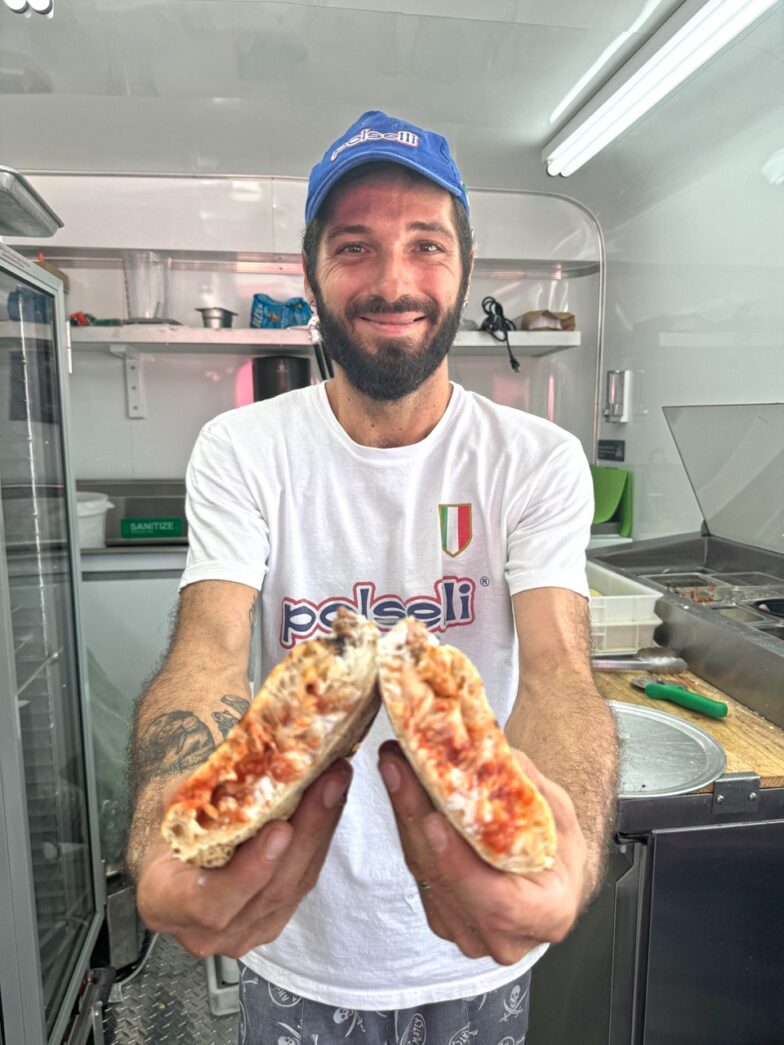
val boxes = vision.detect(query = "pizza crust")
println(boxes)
[378,618,556,874]
[161,609,380,867]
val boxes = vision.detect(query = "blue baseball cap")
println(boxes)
[305,110,469,224]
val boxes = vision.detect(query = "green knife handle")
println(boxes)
[645,683,728,719]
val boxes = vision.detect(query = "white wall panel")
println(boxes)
[456,272,599,457]
[68,351,265,480]
[272,180,309,255]
[469,191,599,261]
[64,266,306,327]
[15,176,275,254]
[565,5,784,542]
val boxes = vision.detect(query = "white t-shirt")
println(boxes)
[179,380,593,1009]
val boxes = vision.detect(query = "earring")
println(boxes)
[307,310,322,346]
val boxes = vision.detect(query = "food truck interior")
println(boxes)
[0,2,783,1043]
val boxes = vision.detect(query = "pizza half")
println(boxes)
[378,618,556,874]
[161,609,380,867]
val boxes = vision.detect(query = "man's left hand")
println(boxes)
[377,740,588,965]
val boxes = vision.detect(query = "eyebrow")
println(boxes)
[325,220,456,242]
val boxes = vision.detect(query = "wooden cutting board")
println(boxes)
[594,669,784,789]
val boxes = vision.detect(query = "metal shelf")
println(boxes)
[473,257,599,280]
[68,325,581,357]
[0,319,581,357]
[70,324,312,354]
[455,329,581,356]
[0,320,53,341]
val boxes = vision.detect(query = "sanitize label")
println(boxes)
[120,517,184,539]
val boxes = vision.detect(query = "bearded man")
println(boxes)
[128,110,618,1045]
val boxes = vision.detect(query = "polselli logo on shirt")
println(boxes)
[280,578,475,648]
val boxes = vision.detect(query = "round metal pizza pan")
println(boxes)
[608,701,726,799]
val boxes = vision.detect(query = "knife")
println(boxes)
[630,677,729,719]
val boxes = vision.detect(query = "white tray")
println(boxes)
[591,616,661,654]
[588,562,661,624]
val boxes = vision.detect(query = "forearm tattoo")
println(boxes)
[134,710,215,790]
[212,693,251,738]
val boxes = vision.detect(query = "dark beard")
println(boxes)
[312,290,464,402]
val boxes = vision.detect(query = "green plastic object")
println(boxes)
[634,679,729,719]
[590,465,632,537]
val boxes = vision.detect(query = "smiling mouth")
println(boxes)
[360,313,427,335]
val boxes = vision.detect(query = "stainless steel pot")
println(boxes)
[196,306,237,328]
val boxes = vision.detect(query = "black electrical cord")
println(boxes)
[480,296,520,372]
[312,339,332,381]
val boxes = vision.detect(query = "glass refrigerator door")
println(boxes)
[0,249,103,1045]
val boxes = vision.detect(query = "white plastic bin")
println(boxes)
[76,492,114,549]
[587,562,661,623]
[587,562,663,652]
[590,617,662,653]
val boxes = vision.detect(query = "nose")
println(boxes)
[370,246,414,303]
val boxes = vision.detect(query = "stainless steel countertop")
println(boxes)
[80,545,187,574]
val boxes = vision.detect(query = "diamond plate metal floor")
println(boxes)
[103,934,238,1045]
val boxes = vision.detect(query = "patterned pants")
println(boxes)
[237,962,530,1045]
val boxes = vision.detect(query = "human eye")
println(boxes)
[417,241,445,254]
[334,242,365,255]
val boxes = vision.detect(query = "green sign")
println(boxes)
[121,517,184,539]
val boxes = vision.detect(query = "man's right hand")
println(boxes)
[135,759,352,959]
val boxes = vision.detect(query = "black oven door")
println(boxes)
[641,819,784,1045]
[527,840,647,1045]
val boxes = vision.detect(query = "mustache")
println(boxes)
[345,296,440,322]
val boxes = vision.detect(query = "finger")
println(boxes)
[377,749,574,957]
[216,763,353,954]
[377,749,493,952]
[418,894,451,940]
[377,747,441,885]
[377,746,504,929]
[262,760,355,898]
[143,768,291,931]
[148,761,351,931]
[424,809,581,943]
[411,878,487,957]
[221,759,352,931]
[139,816,293,938]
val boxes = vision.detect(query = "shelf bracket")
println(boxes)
[109,345,147,420]
[712,773,761,816]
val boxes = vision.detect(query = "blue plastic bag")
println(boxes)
[250,294,311,329]
[8,288,50,324]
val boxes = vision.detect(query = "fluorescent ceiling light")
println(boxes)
[548,0,668,127]
[2,0,53,11]
[544,0,780,177]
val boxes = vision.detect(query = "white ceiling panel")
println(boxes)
[0,0,685,180]
[0,0,778,224]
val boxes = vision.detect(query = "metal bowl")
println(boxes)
[196,307,237,329]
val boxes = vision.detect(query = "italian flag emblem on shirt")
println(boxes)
[439,503,472,558]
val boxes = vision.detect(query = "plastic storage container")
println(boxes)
[587,562,662,652]
[76,491,114,549]
[590,616,663,653]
